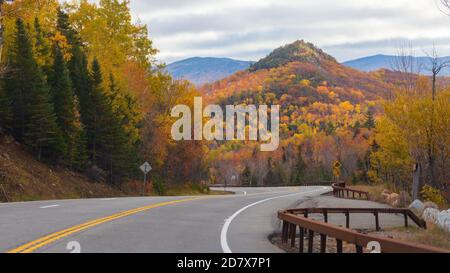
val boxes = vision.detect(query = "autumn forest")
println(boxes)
[0,0,448,202]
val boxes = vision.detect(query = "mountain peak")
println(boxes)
[250,40,337,71]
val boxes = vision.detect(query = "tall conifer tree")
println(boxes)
[4,19,65,160]
[50,46,87,168]
[0,85,12,131]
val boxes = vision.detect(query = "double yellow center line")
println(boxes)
[8,197,203,253]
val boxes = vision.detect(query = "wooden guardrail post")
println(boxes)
[323,209,328,223]
[374,212,380,231]
[308,230,315,253]
[336,239,343,253]
[290,224,297,247]
[299,227,304,253]
[345,211,350,228]
[320,234,327,253]
[303,210,309,237]
[356,245,363,253]
[282,220,288,244]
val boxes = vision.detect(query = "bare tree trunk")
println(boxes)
[432,73,437,100]
[412,163,421,200]
[390,43,422,97]
[425,48,448,188]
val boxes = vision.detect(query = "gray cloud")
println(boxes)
[125,0,450,63]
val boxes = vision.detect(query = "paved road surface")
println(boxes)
[0,186,331,253]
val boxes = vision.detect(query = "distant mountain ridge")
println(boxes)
[166,51,450,87]
[343,54,450,76]
[201,40,395,102]
[166,57,253,86]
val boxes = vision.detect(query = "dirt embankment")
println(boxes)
[0,135,225,202]
[0,135,128,202]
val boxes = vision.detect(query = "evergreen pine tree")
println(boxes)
[241,166,252,187]
[364,110,376,130]
[89,58,111,164]
[87,61,140,183]
[50,46,76,134]
[108,73,141,146]
[33,18,52,77]
[56,8,78,45]
[293,148,307,185]
[57,8,93,146]
[69,45,93,132]
[5,19,65,160]
[71,121,89,170]
[54,7,140,181]
[50,46,87,168]
[0,85,12,132]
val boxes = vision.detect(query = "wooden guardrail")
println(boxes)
[285,208,426,231]
[332,183,369,200]
[278,209,448,253]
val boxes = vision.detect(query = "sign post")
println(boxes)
[140,162,152,196]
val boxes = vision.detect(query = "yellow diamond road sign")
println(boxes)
[140,162,152,174]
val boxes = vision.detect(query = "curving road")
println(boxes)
[0,186,331,253]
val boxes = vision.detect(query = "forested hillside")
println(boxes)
[0,0,208,197]
[202,40,449,201]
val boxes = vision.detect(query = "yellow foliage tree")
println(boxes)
[371,89,449,193]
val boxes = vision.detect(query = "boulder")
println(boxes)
[437,210,450,233]
[422,208,440,223]
[408,200,424,215]
[421,201,439,215]
[381,189,391,201]
[387,193,400,207]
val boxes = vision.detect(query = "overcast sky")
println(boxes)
[125,0,450,64]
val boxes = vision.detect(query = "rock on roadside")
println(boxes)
[409,200,424,216]
[421,207,450,233]
[422,208,440,223]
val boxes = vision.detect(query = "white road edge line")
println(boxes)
[220,187,330,253]
[100,198,117,201]
[39,204,60,209]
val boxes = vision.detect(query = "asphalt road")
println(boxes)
[0,186,331,253]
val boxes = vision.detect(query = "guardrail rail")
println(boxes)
[332,182,370,200]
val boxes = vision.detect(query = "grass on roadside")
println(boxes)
[372,223,450,251]
[351,184,449,209]
[348,184,386,203]
[120,180,232,197]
